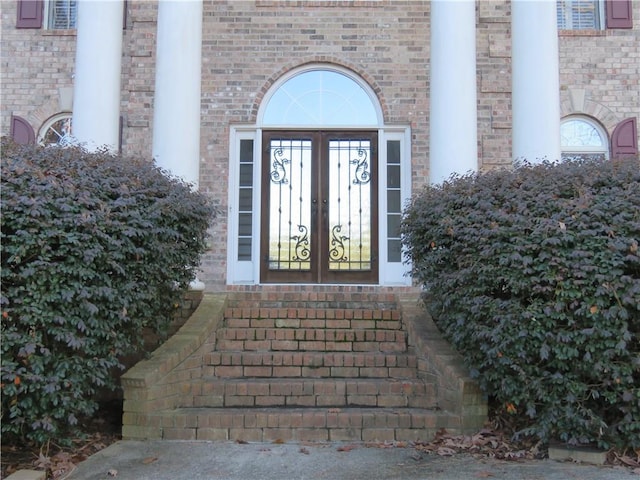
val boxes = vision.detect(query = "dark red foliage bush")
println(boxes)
[402,157,640,448]
[1,140,214,444]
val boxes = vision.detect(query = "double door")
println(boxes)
[260,131,378,284]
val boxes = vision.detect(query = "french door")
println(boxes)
[260,131,378,284]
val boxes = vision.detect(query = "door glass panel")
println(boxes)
[238,238,252,261]
[387,164,401,188]
[239,164,253,186]
[328,139,372,271]
[238,188,252,211]
[387,190,401,212]
[388,239,402,262]
[267,139,312,271]
[238,213,253,236]
[387,215,401,238]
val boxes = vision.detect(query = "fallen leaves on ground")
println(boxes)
[610,448,640,471]
[476,471,494,478]
[414,428,640,472]
[1,402,122,480]
[35,451,77,479]
[1,431,116,480]
[413,428,541,461]
[364,441,409,449]
[336,444,358,452]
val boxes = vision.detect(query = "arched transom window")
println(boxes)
[38,113,74,147]
[261,68,380,127]
[560,116,609,161]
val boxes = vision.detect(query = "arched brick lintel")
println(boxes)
[560,89,620,133]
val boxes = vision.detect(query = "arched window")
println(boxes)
[560,116,609,161]
[38,113,74,147]
[260,68,380,127]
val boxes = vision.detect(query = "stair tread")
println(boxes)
[221,316,402,333]
[219,327,404,334]
[225,292,399,310]
[161,406,448,415]
[199,377,424,383]
[207,351,417,357]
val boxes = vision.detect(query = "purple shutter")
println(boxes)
[606,0,633,29]
[610,118,638,158]
[16,0,43,28]
[10,115,36,144]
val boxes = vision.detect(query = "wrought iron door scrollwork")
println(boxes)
[270,147,289,184]
[329,224,349,262]
[291,225,310,261]
[350,148,370,185]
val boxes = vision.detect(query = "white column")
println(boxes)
[429,0,478,184]
[512,0,561,163]
[72,0,124,152]
[152,0,203,189]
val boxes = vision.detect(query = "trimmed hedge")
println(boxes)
[1,141,215,444]
[402,157,640,448]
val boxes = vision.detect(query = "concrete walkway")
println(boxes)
[64,440,634,480]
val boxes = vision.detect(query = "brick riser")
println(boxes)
[203,351,420,379]
[192,378,436,408]
[150,407,459,443]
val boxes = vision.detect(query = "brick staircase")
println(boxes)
[121,289,486,443]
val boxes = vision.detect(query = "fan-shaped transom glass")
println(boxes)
[561,118,607,148]
[262,69,379,127]
[38,113,74,147]
[560,116,609,161]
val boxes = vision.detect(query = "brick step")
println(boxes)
[142,407,459,443]
[203,351,419,379]
[224,314,402,331]
[192,378,437,409]
[224,307,401,323]
[226,291,399,310]
[216,328,406,352]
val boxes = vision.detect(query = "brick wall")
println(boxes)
[559,27,640,131]
[477,1,512,169]
[2,0,638,287]
[121,1,157,160]
[1,6,76,137]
